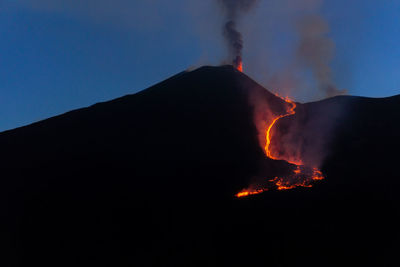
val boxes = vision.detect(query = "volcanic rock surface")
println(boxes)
[0,66,399,266]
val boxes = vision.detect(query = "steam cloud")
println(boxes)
[217,0,258,69]
[296,15,347,97]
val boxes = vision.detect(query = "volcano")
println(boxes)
[1,66,399,266]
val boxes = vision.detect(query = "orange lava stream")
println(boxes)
[236,95,325,198]
[265,97,297,162]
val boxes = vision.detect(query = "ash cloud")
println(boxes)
[217,0,258,69]
[239,0,348,101]
[17,0,347,100]
[296,15,347,98]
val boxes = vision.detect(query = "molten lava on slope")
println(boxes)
[236,95,325,197]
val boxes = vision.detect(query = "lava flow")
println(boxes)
[236,95,325,198]
[265,96,298,163]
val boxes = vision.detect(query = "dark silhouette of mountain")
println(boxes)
[1,66,399,266]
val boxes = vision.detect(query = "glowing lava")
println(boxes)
[265,97,298,163]
[235,189,265,198]
[236,61,243,72]
[236,94,325,198]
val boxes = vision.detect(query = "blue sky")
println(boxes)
[1,0,399,131]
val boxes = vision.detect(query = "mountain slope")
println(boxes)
[0,66,291,266]
[1,66,399,267]
[0,66,288,192]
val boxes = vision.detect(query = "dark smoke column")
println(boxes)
[218,0,258,71]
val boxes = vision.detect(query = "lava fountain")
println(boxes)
[236,94,325,197]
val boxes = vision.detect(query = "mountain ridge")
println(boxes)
[1,65,400,267]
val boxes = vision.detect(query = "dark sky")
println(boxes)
[1,0,399,131]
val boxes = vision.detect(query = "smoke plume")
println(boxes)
[218,0,258,70]
[296,15,347,97]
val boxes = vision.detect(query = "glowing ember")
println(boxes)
[236,94,325,198]
[311,168,324,180]
[270,176,312,190]
[237,61,243,72]
[293,167,301,174]
[269,166,322,191]
[235,189,266,198]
